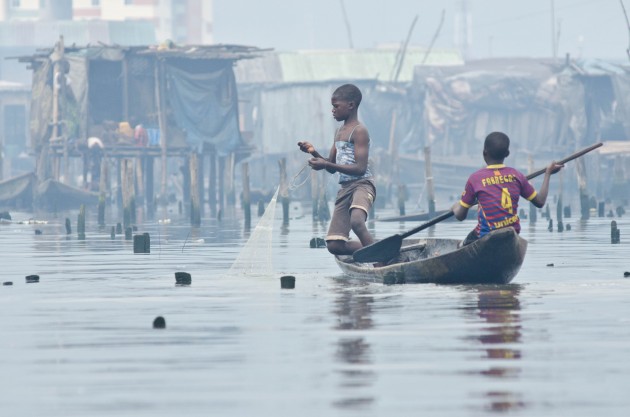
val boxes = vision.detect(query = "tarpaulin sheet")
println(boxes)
[164,59,242,155]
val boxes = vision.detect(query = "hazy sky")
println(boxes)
[214,0,629,61]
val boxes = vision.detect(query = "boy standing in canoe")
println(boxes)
[452,131,564,245]
[297,84,376,255]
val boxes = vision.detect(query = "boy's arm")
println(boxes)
[452,201,469,221]
[530,161,563,208]
[453,179,476,221]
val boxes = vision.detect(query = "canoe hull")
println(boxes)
[335,227,527,285]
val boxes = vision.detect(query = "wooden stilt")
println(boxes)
[424,146,436,215]
[279,158,289,224]
[122,159,136,230]
[190,152,201,226]
[145,156,154,218]
[198,150,205,218]
[576,158,589,220]
[311,170,319,220]
[209,150,217,217]
[155,59,168,206]
[182,156,190,214]
[77,204,86,240]
[397,184,406,216]
[226,153,236,207]
[98,157,107,227]
[242,162,251,229]
[219,156,225,214]
[116,158,123,212]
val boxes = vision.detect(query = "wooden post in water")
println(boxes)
[198,150,205,218]
[528,156,537,224]
[145,156,155,218]
[77,204,86,240]
[208,149,217,217]
[135,157,145,206]
[121,159,136,230]
[226,153,236,207]
[155,59,168,207]
[98,157,107,227]
[576,158,590,220]
[611,220,621,244]
[116,158,123,212]
[278,158,289,224]
[424,146,436,215]
[556,170,563,232]
[318,184,330,222]
[242,162,251,229]
[397,184,406,216]
[311,170,319,220]
[219,156,225,215]
[182,157,190,215]
[189,152,201,226]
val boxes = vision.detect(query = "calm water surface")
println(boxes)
[1,207,629,417]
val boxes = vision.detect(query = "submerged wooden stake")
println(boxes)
[133,233,151,254]
[611,220,621,244]
[77,204,86,240]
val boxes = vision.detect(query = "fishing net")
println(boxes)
[228,187,279,277]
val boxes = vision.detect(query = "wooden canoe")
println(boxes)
[335,227,527,285]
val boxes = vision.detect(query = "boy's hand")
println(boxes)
[308,157,328,171]
[546,161,564,175]
[297,141,315,154]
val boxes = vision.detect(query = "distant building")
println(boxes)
[0,0,213,45]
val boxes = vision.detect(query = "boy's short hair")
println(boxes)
[333,84,362,106]
[484,132,510,160]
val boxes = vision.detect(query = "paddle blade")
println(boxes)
[352,234,403,263]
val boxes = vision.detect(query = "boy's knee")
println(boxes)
[349,210,367,231]
[326,240,344,255]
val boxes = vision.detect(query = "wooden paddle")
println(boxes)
[352,142,603,263]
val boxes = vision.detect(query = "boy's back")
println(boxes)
[460,164,536,236]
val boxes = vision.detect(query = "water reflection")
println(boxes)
[461,284,526,413]
[331,281,376,410]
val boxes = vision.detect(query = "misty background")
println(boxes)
[214,0,629,61]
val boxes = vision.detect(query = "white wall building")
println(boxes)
[0,0,213,44]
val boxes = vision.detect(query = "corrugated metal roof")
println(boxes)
[235,48,463,84]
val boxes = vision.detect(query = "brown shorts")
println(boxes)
[326,178,376,241]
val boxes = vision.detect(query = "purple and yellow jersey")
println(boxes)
[459,164,537,237]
